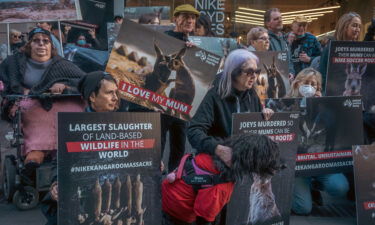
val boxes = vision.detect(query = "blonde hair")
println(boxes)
[287,68,322,97]
[246,27,268,45]
[334,12,361,41]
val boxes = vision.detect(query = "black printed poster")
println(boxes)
[227,112,299,225]
[266,96,364,176]
[353,145,375,225]
[325,41,375,111]
[58,112,161,225]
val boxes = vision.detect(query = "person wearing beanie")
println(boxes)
[77,71,119,112]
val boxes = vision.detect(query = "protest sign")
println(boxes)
[266,96,363,176]
[227,112,299,225]
[325,41,375,111]
[124,6,170,25]
[0,0,81,23]
[106,19,221,121]
[58,112,161,225]
[352,145,375,225]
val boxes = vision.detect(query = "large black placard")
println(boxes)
[352,145,375,225]
[266,96,363,176]
[227,112,299,225]
[325,41,375,111]
[58,112,161,225]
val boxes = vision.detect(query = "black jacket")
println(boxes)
[188,87,262,155]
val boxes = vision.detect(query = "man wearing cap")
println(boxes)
[165,4,200,41]
[289,16,321,74]
[264,8,295,77]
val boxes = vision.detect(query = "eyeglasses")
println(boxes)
[32,38,50,45]
[241,68,261,76]
[257,36,269,41]
[12,35,22,39]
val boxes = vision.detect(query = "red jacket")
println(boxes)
[162,153,234,222]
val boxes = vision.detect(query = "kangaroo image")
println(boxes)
[247,173,281,225]
[343,63,367,96]
[263,57,286,99]
[138,8,163,25]
[166,47,196,120]
[255,76,268,103]
[300,117,326,153]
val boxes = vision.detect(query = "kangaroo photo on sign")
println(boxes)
[352,145,375,225]
[0,0,81,23]
[253,51,290,103]
[106,19,220,121]
[124,6,171,25]
[227,112,299,225]
[325,41,375,111]
[266,96,363,176]
[58,112,161,225]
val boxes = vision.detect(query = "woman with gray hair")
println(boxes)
[246,27,270,51]
[188,49,273,166]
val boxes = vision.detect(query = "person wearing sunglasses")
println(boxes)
[9,29,26,54]
[187,49,273,224]
[0,27,85,173]
[246,27,270,51]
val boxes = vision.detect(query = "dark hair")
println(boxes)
[114,15,123,20]
[87,74,118,106]
[20,35,57,58]
[364,18,375,41]
[264,8,280,27]
[196,14,215,36]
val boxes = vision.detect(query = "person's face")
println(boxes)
[115,18,123,24]
[30,33,51,61]
[233,59,260,91]
[301,76,319,91]
[78,35,86,41]
[37,22,51,31]
[251,32,270,51]
[345,17,361,41]
[292,22,307,36]
[10,32,22,44]
[90,80,119,112]
[195,24,206,36]
[267,11,283,32]
[174,13,197,34]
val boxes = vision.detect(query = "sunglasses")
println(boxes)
[12,35,22,39]
[32,38,50,45]
[241,68,261,76]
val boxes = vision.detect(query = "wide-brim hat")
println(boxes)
[173,4,200,17]
[293,15,308,24]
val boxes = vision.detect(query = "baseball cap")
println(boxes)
[28,27,51,41]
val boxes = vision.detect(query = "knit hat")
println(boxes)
[173,4,200,17]
[78,71,107,101]
[28,27,51,41]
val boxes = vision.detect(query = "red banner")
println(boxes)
[363,201,375,210]
[66,139,155,152]
[267,133,296,143]
[332,57,375,64]
[118,81,192,114]
[296,150,352,162]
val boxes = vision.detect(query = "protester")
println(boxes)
[187,49,274,224]
[0,27,85,168]
[289,16,321,75]
[41,71,120,225]
[319,12,362,90]
[246,26,270,51]
[114,15,124,24]
[195,14,216,37]
[9,29,26,54]
[165,4,200,41]
[264,8,295,77]
[37,22,63,56]
[287,68,349,215]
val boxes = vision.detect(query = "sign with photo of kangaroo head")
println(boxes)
[326,41,375,111]
[106,19,221,121]
[124,6,170,25]
[228,112,299,225]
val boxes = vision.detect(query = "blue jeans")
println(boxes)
[292,173,349,215]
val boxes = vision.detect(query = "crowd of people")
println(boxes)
[0,3,374,225]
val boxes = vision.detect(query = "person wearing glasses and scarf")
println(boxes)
[0,27,85,171]
[185,49,273,224]
[246,27,270,51]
